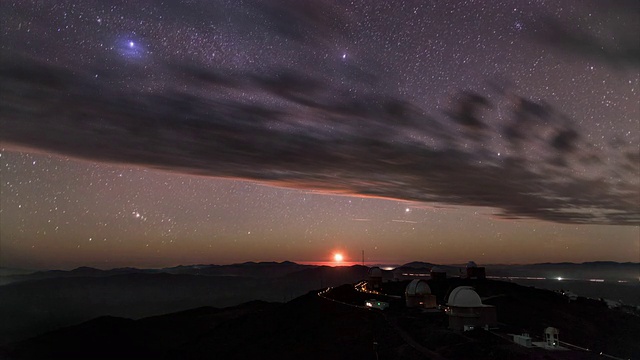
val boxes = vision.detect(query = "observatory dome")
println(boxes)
[405,279,431,296]
[368,267,382,278]
[466,261,478,268]
[545,327,559,335]
[447,286,483,307]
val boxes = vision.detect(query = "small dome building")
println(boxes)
[430,266,447,280]
[465,261,486,279]
[448,286,483,307]
[367,266,383,290]
[405,279,437,308]
[446,286,497,331]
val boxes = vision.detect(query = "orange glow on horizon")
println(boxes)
[333,253,344,262]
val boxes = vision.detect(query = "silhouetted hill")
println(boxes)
[0,261,315,286]
[0,292,422,360]
[471,280,640,358]
[373,278,640,359]
[0,268,34,277]
[1,261,638,349]
[0,301,281,360]
[0,264,371,345]
[179,290,424,360]
[283,264,370,285]
[3,261,636,286]
[3,280,639,359]
[484,261,639,281]
[400,261,437,268]
[163,261,313,278]
[0,267,156,285]
[397,262,460,274]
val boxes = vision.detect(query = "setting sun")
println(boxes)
[333,253,344,262]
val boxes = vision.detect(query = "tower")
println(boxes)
[545,327,559,348]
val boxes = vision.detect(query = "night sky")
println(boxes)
[1,0,638,269]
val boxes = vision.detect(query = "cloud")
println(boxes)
[1,0,638,226]
[1,54,638,225]
[532,3,640,68]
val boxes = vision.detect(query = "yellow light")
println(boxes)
[334,253,344,262]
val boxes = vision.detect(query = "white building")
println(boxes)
[446,286,497,331]
[531,327,567,350]
[405,279,437,308]
[368,267,383,290]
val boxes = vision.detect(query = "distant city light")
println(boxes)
[557,277,563,281]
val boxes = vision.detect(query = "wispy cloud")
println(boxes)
[1,55,637,225]
[1,0,638,226]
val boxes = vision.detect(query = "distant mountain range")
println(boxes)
[0,262,368,346]
[483,261,640,281]
[0,261,638,348]
[0,261,315,285]
[2,279,639,360]
[3,260,637,285]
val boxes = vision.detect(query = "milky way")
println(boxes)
[1,1,638,269]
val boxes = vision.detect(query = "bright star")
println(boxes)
[117,38,146,59]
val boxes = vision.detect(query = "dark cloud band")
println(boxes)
[1,55,638,225]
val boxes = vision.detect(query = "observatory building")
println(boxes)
[465,261,486,279]
[531,327,567,350]
[392,268,404,281]
[405,279,437,308]
[367,267,383,290]
[513,333,533,347]
[446,286,497,331]
[544,327,560,348]
[429,266,447,280]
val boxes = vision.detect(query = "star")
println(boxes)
[0,0,637,270]
[514,21,524,31]
[118,38,146,59]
